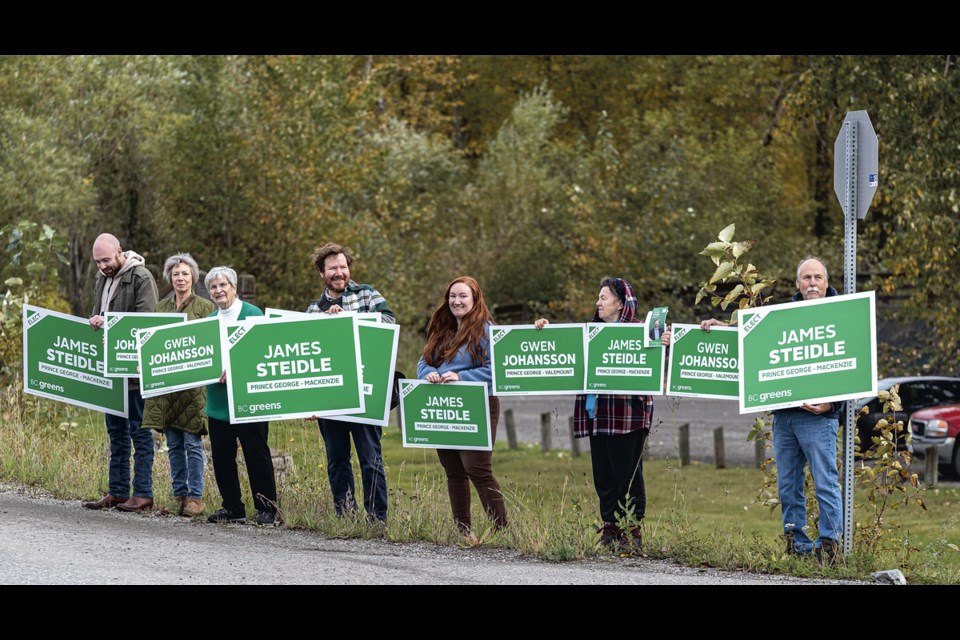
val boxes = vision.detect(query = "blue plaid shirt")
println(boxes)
[305,280,395,324]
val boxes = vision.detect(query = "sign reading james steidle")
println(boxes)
[738,291,877,413]
[23,304,127,417]
[224,314,364,423]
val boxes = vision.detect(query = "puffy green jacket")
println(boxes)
[142,294,217,434]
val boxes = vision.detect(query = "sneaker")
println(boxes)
[255,511,277,527]
[207,508,246,524]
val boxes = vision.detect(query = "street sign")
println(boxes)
[834,110,878,220]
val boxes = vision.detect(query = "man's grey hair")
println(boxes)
[204,266,238,289]
[796,255,828,282]
[163,253,200,287]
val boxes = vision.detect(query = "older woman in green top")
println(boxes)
[204,266,278,526]
[142,253,216,518]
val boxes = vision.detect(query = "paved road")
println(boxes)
[0,488,860,585]
[498,395,763,464]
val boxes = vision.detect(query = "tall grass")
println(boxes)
[1,393,958,583]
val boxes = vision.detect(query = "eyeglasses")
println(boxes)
[208,282,233,292]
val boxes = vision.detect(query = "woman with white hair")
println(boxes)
[204,266,278,526]
[142,253,216,518]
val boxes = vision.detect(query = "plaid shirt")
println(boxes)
[573,277,653,437]
[305,280,395,324]
[573,392,654,437]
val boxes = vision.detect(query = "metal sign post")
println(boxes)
[833,110,878,555]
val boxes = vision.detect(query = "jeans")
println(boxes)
[166,428,204,499]
[772,409,843,553]
[105,388,154,498]
[317,419,388,522]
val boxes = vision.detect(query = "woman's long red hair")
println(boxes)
[423,276,494,367]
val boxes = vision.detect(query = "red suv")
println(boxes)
[910,404,960,478]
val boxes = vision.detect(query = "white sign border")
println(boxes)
[136,316,223,399]
[223,314,365,424]
[665,323,739,401]
[399,379,493,451]
[737,290,878,414]
[104,311,187,378]
[22,304,128,417]
[490,323,586,397]
[584,322,666,396]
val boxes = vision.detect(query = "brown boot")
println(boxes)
[82,494,128,510]
[116,496,154,512]
[182,498,204,518]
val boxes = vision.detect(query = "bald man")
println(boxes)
[83,233,159,512]
[700,256,843,564]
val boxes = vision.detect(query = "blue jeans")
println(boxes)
[105,389,154,498]
[166,428,204,499]
[317,419,388,521]
[772,409,843,553]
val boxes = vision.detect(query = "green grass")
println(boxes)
[2,395,958,583]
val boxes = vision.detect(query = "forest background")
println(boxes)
[1,55,956,375]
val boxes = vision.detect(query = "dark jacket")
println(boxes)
[142,294,217,434]
[91,251,159,317]
[776,285,845,420]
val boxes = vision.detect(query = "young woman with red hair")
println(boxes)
[417,276,508,536]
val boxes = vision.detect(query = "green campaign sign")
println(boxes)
[22,305,127,417]
[266,308,398,425]
[666,324,739,400]
[224,314,364,423]
[738,291,877,413]
[137,317,223,399]
[490,324,585,395]
[338,322,400,426]
[585,323,665,395]
[104,312,186,377]
[399,379,491,450]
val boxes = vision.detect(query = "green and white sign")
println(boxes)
[265,308,382,324]
[490,324,585,395]
[338,322,400,426]
[585,323,665,395]
[22,304,127,417]
[399,379,491,450]
[104,312,186,377]
[224,314,364,423]
[137,317,223,399]
[666,324,739,400]
[738,291,877,413]
[266,308,398,425]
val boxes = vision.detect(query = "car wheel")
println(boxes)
[953,442,960,480]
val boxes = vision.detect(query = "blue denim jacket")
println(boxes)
[417,323,493,393]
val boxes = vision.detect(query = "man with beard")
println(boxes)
[84,233,159,512]
[305,243,394,522]
[701,256,843,563]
